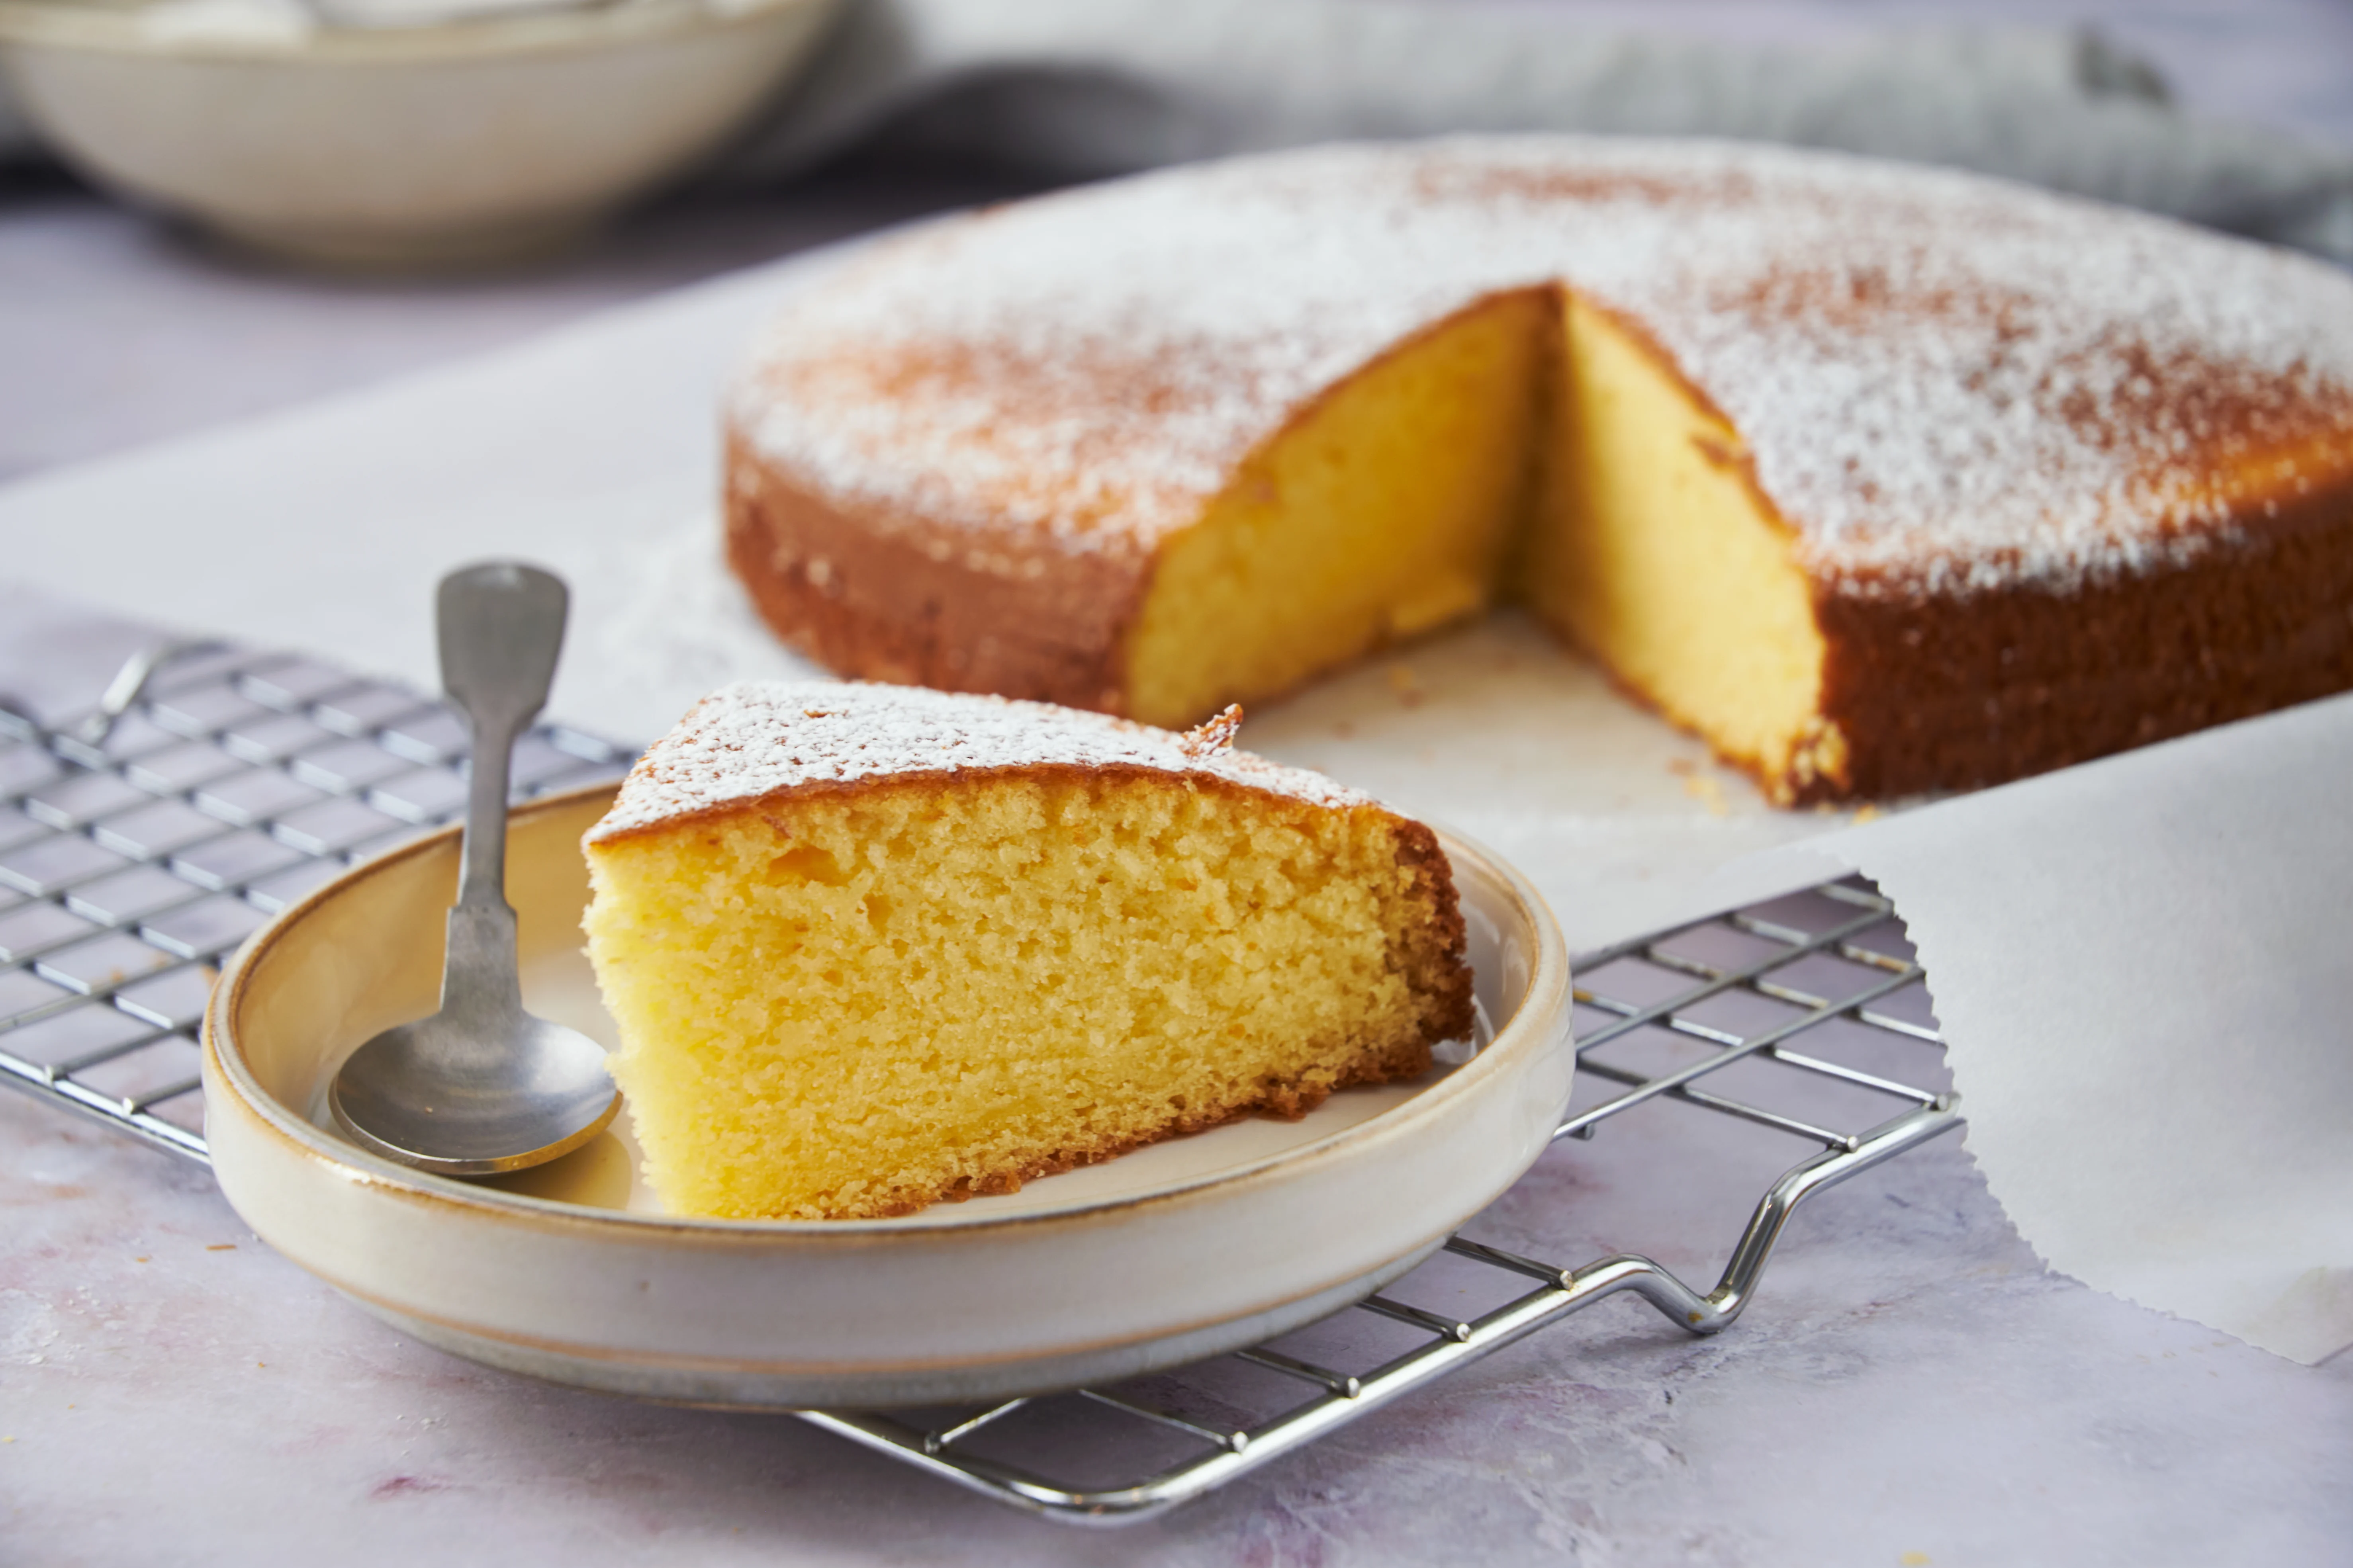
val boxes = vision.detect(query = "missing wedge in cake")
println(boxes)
[579,683,1472,1221]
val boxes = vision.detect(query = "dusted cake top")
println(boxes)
[732,135,2353,600]
[587,682,1371,841]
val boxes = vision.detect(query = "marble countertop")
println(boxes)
[4,3,2351,1560]
[10,1046,2349,1564]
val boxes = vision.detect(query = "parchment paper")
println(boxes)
[1719,693,2353,1364]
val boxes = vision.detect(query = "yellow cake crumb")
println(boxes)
[582,687,1471,1220]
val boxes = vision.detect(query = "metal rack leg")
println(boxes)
[798,1097,1967,1525]
[1564,1098,1963,1335]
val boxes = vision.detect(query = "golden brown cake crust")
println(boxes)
[587,680,1388,841]
[1807,480,2353,801]
[724,428,1148,714]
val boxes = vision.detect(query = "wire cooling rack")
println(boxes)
[0,641,629,1158]
[2,641,1962,1527]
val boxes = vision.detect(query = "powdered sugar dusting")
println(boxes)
[733,136,2353,598]
[587,681,1372,841]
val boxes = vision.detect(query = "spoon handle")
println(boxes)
[438,562,568,922]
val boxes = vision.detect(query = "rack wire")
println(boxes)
[2,641,1962,1528]
[0,641,629,1157]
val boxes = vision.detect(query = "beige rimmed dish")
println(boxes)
[0,0,836,269]
[202,782,1575,1408]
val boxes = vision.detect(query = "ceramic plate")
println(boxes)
[203,783,1575,1408]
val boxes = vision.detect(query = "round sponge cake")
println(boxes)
[723,136,2353,804]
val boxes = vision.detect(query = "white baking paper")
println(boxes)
[1722,693,2353,1364]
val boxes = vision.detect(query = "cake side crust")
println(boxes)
[1809,476,2353,800]
[587,679,1376,844]
[725,428,1153,716]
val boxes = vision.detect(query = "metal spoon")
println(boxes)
[329,562,619,1175]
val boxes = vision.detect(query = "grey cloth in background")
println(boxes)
[2,0,2349,257]
[720,0,2353,258]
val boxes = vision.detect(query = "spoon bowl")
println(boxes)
[331,986,618,1175]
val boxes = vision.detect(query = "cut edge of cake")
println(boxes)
[1120,289,1553,729]
[1517,290,1845,804]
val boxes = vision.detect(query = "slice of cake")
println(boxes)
[579,682,1474,1221]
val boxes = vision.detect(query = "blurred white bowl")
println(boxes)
[0,0,837,268]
